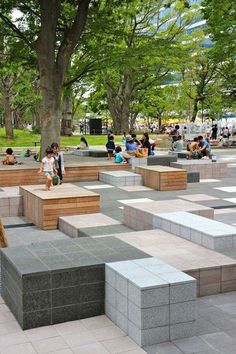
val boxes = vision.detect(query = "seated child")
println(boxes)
[114,146,127,163]
[38,147,57,190]
[2,148,17,165]
[52,170,60,185]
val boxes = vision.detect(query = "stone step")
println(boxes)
[0,187,23,217]
[59,213,122,238]
[105,257,196,347]
[99,171,143,187]
[155,211,236,251]
[123,199,214,231]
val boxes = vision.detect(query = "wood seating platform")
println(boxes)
[19,183,100,230]
[0,162,130,187]
[135,166,187,191]
[170,160,228,179]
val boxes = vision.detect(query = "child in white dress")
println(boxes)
[38,148,57,190]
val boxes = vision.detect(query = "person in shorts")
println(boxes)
[38,148,56,190]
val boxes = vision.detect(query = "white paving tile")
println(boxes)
[118,186,153,192]
[118,198,153,205]
[228,163,236,167]
[215,186,236,193]
[83,185,114,190]
[200,179,221,183]
[178,194,219,202]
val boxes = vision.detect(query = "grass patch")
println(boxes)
[0,128,171,149]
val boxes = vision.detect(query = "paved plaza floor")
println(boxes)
[1,149,236,353]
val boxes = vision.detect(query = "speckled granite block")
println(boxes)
[105,257,196,347]
[0,237,149,329]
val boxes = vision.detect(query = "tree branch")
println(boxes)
[0,13,33,49]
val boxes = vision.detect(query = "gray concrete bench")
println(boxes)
[0,187,23,216]
[89,150,107,157]
[131,155,177,170]
[170,160,228,179]
[187,172,200,183]
[123,199,214,231]
[99,170,143,187]
[154,211,236,251]
[59,213,122,238]
[72,149,90,156]
[105,257,196,346]
[0,237,148,329]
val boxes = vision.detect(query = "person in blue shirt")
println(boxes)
[114,146,127,163]
[198,136,211,157]
[125,137,138,151]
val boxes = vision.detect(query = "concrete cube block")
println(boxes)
[214,236,233,251]
[170,301,196,324]
[116,274,128,297]
[105,282,116,307]
[116,291,128,316]
[116,310,128,333]
[180,226,191,240]
[170,282,197,304]
[128,282,169,308]
[190,230,202,245]
[105,267,116,288]
[128,321,169,347]
[128,301,169,329]
[105,301,116,323]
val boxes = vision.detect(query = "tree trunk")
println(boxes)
[33,101,41,132]
[157,111,162,132]
[14,106,25,129]
[61,93,72,136]
[104,72,132,134]
[39,78,61,156]
[191,99,198,122]
[130,112,138,131]
[2,77,14,139]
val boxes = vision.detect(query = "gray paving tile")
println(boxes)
[144,342,184,354]
[200,332,236,352]
[173,336,215,354]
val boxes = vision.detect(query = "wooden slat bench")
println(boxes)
[135,166,187,191]
[19,183,100,230]
[0,163,130,187]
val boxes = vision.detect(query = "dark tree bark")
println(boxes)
[104,72,132,133]
[32,0,91,156]
[14,106,25,129]
[191,99,199,122]
[61,93,72,136]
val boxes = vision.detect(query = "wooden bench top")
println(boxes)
[135,165,185,172]
[19,183,99,200]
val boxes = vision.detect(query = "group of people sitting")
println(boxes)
[106,132,156,163]
[187,136,211,159]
